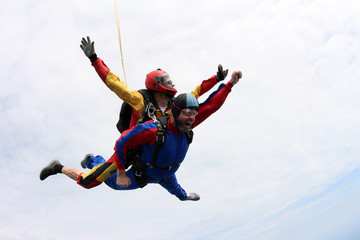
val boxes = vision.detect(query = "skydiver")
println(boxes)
[39,71,241,201]
[79,36,228,132]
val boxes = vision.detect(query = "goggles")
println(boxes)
[181,108,198,117]
[155,74,173,86]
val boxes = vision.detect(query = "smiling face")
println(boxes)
[175,108,197,133]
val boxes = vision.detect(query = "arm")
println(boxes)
[193,70,242,128]
[190,64,229,98]
[114,122,157,169]
[189,75,218,99]
[114,123,157,187]
[80,36,145,115]
[91,59,144,112]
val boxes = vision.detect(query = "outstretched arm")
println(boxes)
[80,36,145,114]
[193,70,242,128]
[190,64,229,98]
[159,174,187,200]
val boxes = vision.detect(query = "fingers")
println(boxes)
[119,184,130,188]
[81,37,87,46]
[117,181,130,188]
[228,70,242,86]
[218,64,223,72]
[81,36,93,46]
[231,71,241,79]
[224,69,229,78]
[116,176,131,188]
[218,64,228,78]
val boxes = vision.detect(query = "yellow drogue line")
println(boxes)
[114,0,127,86]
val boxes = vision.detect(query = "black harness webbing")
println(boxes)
[145,115,181,170]
[117,89,168,133]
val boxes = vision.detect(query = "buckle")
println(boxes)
[135,170,142,177]
[146,163,154,168]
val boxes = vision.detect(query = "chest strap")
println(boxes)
[146,115,180,170]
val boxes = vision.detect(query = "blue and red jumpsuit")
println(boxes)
[78,81,234,200]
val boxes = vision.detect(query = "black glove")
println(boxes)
[80,36,98,62]
[216,64,228,82]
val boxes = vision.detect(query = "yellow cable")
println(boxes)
[114,0,127,86]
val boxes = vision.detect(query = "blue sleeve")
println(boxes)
[115,121,156,166]
[199,83,225,106]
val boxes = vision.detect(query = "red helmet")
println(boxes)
[145,69,177,97]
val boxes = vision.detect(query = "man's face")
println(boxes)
[175,108,197,133]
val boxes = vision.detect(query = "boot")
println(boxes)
[39,159,62,180]
[80,153,94,169]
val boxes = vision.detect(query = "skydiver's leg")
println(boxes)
[159,174,187,200]
[61,167,82,180]
[77,153,118,189]
[39,159,104,188]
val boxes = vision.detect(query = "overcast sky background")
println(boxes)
[1,0,360,239]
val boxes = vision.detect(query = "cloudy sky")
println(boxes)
[1,0,360,239]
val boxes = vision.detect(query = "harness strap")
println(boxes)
[126,114,194,188]
[138,89,161,124]
[148,115,193,170]
[131,162,170,188]
[148,115,171,169]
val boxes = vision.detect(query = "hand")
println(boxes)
[229,70,242,86]
[116,169,131,187]
[80,36,96,58]
[216,64,229,82]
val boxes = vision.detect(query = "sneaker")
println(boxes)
[39,159,61,181]
[182,192,200,201]
[80,153,94,169]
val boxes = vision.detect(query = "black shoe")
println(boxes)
[80,153,94,169]
[39,159,61,181]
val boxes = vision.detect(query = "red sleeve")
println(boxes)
[114,123,157,169]
[193,82,233,128]
[91,58,110,85]
[198,75,218,96]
